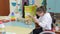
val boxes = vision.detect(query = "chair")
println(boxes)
[40,31,55,34]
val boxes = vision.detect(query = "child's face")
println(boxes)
[36,11,44,17]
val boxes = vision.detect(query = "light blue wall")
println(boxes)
[47,0,60,13]
[56,0,60,13]
[47,0,55,13]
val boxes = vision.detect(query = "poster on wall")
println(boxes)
[17,0,22,17]
[25,5,36,24]
[10,0,22,18]
[34,0,43,7]
[29,0,34,5]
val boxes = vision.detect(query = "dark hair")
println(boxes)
[36,6,46,13]
[49,12,56,28]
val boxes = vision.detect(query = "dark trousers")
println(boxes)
[33,27,43,34]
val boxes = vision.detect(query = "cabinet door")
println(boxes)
[55,0,60,13]
[0,0,10,16]
[47,0,56,13]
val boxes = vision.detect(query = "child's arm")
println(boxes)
[28,15,41,28]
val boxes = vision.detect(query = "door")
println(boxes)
[0,0,10,16]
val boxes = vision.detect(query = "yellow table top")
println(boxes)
[5,26,33,34]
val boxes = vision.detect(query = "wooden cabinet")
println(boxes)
[0,0,10,16]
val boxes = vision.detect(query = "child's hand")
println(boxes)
[28,15,39,23]
[28,15,34,18]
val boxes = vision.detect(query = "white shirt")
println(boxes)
[37,12,52,30]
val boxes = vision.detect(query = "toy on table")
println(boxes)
[0,17,10,23]
[10,12,16,21]
[25,5,36,25]
[2,17,10,23]
[15,12,22,22]
[0,21,5,34]
[3,19,10,23]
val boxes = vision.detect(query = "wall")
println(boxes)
[47,0,60,13]
[9,0,43,17]
[9,0,43,12]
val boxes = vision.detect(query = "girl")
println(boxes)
[29,6,52,34]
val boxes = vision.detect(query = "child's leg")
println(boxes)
[33,27,43,34]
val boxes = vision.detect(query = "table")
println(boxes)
[4,21,35,34]
[6,32,16,34]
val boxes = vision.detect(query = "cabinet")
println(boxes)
[0,0,10,16]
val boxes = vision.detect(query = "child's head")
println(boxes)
[36,6,46,17]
